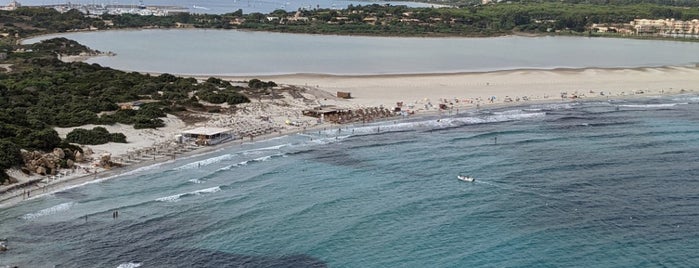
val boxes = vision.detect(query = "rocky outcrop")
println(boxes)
[21,148,89,176]
[96,153,121,170]
[52,148,65,159]
[75,151,85,162]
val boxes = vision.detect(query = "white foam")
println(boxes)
[155,186,221,202]
[217,153,287,171]
[53,172,126,194]
[241,143,290,154]
[619,103,687,108]
[116,262,142,268]
[493,109,526,115]
[21,202,76,220]
[672,96,699,102]
[174,144,292,170]
[119,161,171,176]
[457,111,547,125]
[529,103,576,110]
[189,178,204,184]
[175,153,237,170]
[194,186,221,194]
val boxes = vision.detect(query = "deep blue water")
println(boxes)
[2,95,699,267]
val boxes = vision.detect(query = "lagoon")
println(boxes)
[25,29,699,76]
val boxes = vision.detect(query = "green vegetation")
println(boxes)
[232,3,699,37]
[65,127,127,145]
[0,35,254,181]
[195,78,251,105]
[248,79,278,90]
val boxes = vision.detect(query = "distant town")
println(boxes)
[1,0,188,16]
[594,19,699,38]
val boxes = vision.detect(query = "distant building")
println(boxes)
[175,22,194,28]
[630,19,699,35]
[0,0,20,11]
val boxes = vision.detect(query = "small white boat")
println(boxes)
[457,175,475,182]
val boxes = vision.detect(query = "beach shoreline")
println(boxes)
[2,65,698,208]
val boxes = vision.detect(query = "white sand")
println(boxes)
[54,114,186,158]
[229,66,699,108]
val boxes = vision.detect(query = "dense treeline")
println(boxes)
[2,2,698,39]
[239,3,699,36]
[399,0,699,8]
[512,0,699,8]
[0,8,98,36]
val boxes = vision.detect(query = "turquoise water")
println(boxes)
[2,95,699,267]
[24,30,699,76]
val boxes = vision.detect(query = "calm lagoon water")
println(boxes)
[25,29,699,76]
[1,95,699,267]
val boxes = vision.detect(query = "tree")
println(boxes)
[25,128,61,151]
[0,140,22,169]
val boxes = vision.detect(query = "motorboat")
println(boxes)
[457,175,475,182]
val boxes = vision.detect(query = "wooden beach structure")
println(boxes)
[337,91,352,99]
[303,106,396,124]
[179,127,234,146]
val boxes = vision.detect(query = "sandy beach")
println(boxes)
[229,66,699,108]
[2,65,698,208]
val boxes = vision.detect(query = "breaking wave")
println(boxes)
[619,103,687,108]
[155,186,221,202]
[21,202,76,220]
[116,262,142,268]
[217,153,287,171]
[174,144,292,170]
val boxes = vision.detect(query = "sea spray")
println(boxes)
[155,186,221,202]
[116,262,142,268]
[21,202,76,220]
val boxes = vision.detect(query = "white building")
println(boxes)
[180,127,234,146]
[0,0,20,11]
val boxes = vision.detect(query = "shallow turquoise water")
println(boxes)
[1,95,699,267]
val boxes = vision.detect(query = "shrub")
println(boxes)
[65,127,127,145]
[134,117,164,129]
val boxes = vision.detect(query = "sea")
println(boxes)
[14,0,440,14]
[9,20,699,268]
[1,94,699,267]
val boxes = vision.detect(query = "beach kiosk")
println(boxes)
[181,127,234,146]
